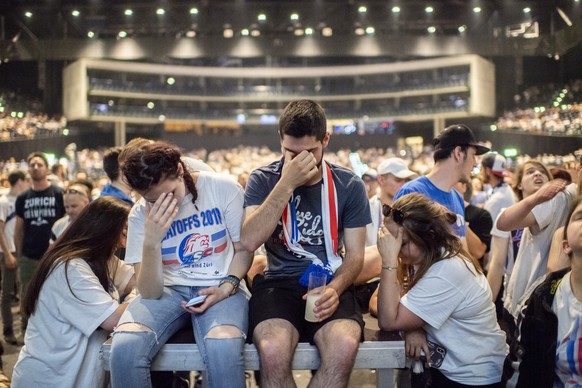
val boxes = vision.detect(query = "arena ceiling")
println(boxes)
[0,0,581,61]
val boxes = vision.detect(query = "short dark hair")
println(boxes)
[27,152,48,167]
[433,144,471,163]
[103,147,123,181]
[8,170,26,186]
[278,100,327,141]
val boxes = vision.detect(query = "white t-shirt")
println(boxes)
[50,215,72,244]
[485,184,515,228]
[552,271,582,387]
[125,171,244,287]
[365,195,383,247]
[401,256,508,385]
[0,194,17,252]
[12,258,133,388]
[504,183,577,318]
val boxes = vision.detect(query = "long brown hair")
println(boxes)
[120,141,198,204]
[23,197,131,317]
[389,193,481,291]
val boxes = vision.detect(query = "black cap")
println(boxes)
[433,124,490,155]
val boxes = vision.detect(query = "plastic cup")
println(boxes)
[304,272,327,322]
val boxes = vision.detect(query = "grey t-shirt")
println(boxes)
[244,159,371,278]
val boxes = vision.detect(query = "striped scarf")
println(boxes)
[281,160,342,280]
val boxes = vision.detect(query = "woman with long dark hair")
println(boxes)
[377,192,507,387]
[109,141,252,388]
[12,197,134,388]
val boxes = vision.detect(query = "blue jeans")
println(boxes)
[109,285,248,388]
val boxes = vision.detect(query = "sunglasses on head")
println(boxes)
[382,204,406,225]
[64,188,88,197]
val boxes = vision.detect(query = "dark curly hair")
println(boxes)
[120,141,198,205]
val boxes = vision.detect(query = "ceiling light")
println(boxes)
[354,27,365,35]
[167,77,175,85]
[365,26,375,34]
[427,26,436,33]
[391,6,401,13]
[223,27,234,38]
[124,9,133,16]
[241,29,249,36]
[458,25,467,33]
[147,102,155,109]
[250,29,261,37]
[158,115,166,121]
[24,11,33,18]
[258,13,266,21]
[305,27,313,35]
[473,7,481,13]
[523,7,531,13]
[290,13,299,21]
[294,28,304,36]
[322,27,333,37]
[185,30,196,38]
[425,6,434,13]
[71,10,80,17]
[87,31,95,38]
[118,31,127,38]
[156,8,165,15]
[358,6,367,13]
[190,8,199,15]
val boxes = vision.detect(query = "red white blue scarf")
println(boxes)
[281,160,342,274]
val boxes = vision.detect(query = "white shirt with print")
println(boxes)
[125,172,244,287]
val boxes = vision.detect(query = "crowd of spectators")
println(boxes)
[0,91,67,141]
[496,79,582,135]
[0,144,578,199]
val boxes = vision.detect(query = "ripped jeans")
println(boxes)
[108,285,248,388]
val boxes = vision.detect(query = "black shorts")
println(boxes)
[248,274,364,344]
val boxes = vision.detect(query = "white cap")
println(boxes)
[362,168,378,179]
[377,158,417,179]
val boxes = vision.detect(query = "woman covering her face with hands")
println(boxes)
[376,192,507,388]
[108,141,253,388]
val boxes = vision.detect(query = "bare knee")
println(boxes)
[254,320,298,365]
[315,320,360,358]
[206,325,244,339]
[113,322,153,333]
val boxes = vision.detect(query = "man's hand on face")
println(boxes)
[282,150,319,189]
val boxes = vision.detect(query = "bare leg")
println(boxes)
[253,318,300,388]
[309,319,361,388]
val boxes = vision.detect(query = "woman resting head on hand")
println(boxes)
[377,192,507,388]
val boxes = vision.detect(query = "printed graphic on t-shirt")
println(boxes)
[555,315,582,386]
[159,206,227,276]
[278,195,324,247]
[23,196,58,225]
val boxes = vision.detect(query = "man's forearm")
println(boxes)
[241,182,294,251]
[328,253,364,296]
[0,222,12,255]
[14,217,24,258]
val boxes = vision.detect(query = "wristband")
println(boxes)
[219,275,240,295]
[382,265,398,271]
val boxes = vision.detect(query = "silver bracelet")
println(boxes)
[382,265,398,271]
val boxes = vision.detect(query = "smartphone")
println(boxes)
[426,340,447,368]
[185,294,207,307]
